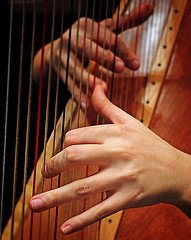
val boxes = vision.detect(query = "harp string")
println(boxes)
[140,0,156,122]
[96,0,115,126]
[76,1,89,128]
[80,1,105,239]
[21,0,37,239]
[99,1,121,237]
[75,2,91,237]
[54,2,66,240]
[123,0,136,115]
[132,0,140,116]
[57,0,76,239]
[0,0,14,237]
[120,0,131,113]
[83,0,96,127]
[130,0,140,117]
[30,0,48,239]
[11,0,27,239]
[68,0,84,239]
[91,1,113,238]
[39,0,57,239]
[114,0,126,111]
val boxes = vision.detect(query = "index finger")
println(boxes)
[106,0,153,33]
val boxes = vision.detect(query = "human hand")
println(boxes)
[30,84,191,234]
[33,1,153,109]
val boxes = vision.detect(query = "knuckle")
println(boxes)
[79,17,86,26]
[77,215,88,228]
[64,131,75,146]
[104,50,114,62]
[46,159,56,176]
[50,191,59,206]
[75,183,92,197]
[64,146,80,163]
[79,17,92,28]
[95,207,109,221]
[77,37,85,53]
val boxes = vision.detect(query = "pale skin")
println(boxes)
[31,0,191,235]
[33,1,153,108]
[30,84,191,235]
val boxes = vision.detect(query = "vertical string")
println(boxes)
[30,0,48,239]
[59,0,75,239]
[119,0,129,111]
[10,0,26,239]
[96,0,113,126]
[97,0,120,240]
[82,0,103,238]
[20,0,37,239]
[83,0,96,127]
[66,1,83,240]
[141,0,156,122]
[124,1,132,114]
[72,2,91,239]
[37,0,57,239]
[109,0,119,102]
[0,0,14,238]
[53,2,66,239]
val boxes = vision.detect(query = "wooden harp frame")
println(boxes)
[1,0,188,239]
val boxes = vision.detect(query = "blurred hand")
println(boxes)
[30,84,191,234]
[33,1,153,109]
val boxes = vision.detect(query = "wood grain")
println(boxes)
[115,1,191,239]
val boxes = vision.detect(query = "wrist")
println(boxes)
[174,152,191,218]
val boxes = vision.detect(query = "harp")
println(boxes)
[1,0,191,239]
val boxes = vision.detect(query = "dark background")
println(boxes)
[0,0,119,232]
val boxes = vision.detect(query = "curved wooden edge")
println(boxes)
[99,0,188,239]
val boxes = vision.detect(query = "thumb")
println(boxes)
[105,0,153,34]
[92,84,134,124]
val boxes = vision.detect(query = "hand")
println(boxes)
[30,84,191,234]
[33,1,153,109]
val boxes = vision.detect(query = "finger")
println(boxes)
[30,170,113,213]
[86,21,139,70]
[92,84,135,124]
[70,34,125,73]
[67,76,89,109]
[64,124,120,147]
[60,193,123,234]
[53,61,89,109]
[42,144,111,178]
[60,49,107,92]
[105,0,153,33]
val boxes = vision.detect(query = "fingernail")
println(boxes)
[81,101,86,109]
[81,101,87,110]
[62,225,73,235]
[131,59,140,70]
[30,198,44,211]
[115,60,124,72]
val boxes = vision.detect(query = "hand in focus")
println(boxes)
[30,84,191,234]
[33,1,153,109]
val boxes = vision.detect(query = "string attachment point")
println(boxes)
[108,219,113,223]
